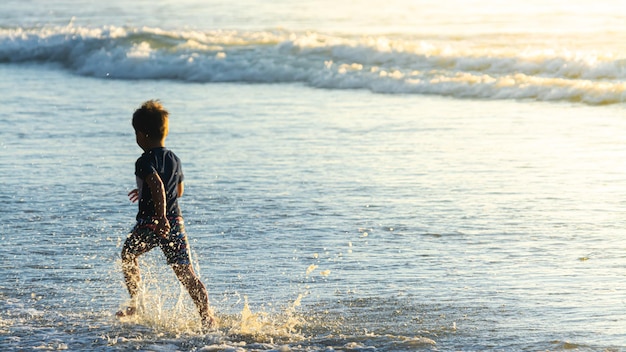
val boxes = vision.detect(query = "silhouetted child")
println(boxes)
[117,100,216,330]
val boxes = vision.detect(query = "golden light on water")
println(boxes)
[299,0,626,38]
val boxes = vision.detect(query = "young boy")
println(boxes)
[117,100,216,330]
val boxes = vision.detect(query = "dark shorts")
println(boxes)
[122,216,191,265]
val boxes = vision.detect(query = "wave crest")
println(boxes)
[1,25,625,104]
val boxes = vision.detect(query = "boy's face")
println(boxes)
[134,129,166,151]
[135,130,149,151]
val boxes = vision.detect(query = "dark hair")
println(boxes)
[132,100,169,140]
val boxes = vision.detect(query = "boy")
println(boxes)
[117,100,216,330]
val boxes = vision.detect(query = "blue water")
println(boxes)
[1,1,626,351]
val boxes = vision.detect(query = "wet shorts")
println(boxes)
[122,216,191,265]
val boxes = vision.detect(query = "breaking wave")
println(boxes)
[2,24,626,104]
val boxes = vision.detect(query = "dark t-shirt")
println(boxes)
[135,147,184,220]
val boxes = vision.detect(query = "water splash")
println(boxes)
[113,255,307,345]
[225,295,306,343]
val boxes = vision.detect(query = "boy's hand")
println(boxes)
[128,189,139,203]
[154,216,171,238]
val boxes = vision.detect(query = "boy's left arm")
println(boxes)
[145,172,171,237]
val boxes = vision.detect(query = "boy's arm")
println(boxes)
[145,171,171,237]
[177,182,184,198]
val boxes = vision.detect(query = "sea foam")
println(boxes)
[1,25,625,104]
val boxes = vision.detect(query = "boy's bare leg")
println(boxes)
[172,264,216,329]
[118,251,141,317]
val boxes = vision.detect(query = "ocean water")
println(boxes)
[1,1,625,351]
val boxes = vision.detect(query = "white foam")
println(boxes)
[1,25,625,104]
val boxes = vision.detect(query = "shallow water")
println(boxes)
[2,1,626,351]
[1,63,625,351]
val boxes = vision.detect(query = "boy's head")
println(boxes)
[132,100,169,141]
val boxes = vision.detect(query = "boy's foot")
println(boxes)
[201,315,218,332]
[115,306,137,318]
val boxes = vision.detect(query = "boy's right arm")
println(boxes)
[177,182,184,198]
[145,172,171,237]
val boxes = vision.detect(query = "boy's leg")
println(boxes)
[121,250,141,298]
[118,226,158,316]
[163,218,216,328]
[118,247,143,317]
[172,264,215,328]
